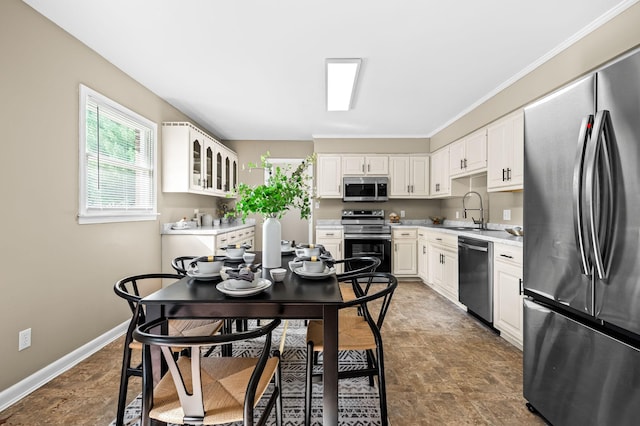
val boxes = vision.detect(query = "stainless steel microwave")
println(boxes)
[343,177,388,202]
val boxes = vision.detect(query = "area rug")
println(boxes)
[111,320,382,426]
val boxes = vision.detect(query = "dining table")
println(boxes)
[139,252,343,426]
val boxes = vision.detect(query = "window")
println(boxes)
[79,85,157,224]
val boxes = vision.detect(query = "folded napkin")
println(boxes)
[294,253,335,267]
[225,267,255,282]
[221,243,252,250]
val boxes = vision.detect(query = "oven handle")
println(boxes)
[344,234,392,240]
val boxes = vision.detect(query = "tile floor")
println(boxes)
[0,280,546,425]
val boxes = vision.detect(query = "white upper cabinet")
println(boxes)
[430,146,450,197]
[163,122,236,197]
[342,155,388,176]
[389,155,429,198]
[487,110,524,192]
[215,144,238,197]
[449,128,487,177]
[316,154,342,198]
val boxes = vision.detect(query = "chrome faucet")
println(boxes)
[462,191,485,229]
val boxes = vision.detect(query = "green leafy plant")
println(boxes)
[231,152,316,221]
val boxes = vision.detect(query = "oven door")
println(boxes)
[343,235,392,273]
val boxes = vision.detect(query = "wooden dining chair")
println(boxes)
[134,317,283,426]
[333,256,382,301]
[170,255,198,275]
[113,273,224,426]
[304,272,397,426]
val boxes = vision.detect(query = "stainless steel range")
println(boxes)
[341,209,391,273]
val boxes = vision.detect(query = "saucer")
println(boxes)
[186,267,221,281]
[292,266,336,280]
[216,279,271,297]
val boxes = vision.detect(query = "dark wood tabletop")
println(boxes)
[139,251,343,426]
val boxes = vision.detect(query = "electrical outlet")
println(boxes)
[315,201,320,209]
[19,328,31,351]
[503,209,511,221]
[456,211,460,219]
[400,210,405,218]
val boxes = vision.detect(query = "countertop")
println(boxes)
[161,219,256,235]
[316,219,523,247]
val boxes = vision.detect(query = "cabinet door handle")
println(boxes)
[411,184,414,193]
[368,163,370,172]
[499,254,514,259]
[394,243,397,252]
[464,158,467,168]
[401,232,410,236]
[436,238,442,241]
[502,168,506,181]
[507,168,512,180]
[519,278,524,295]
[326,232,334,236]
[362,164,365,173]
[423,245,426,254]
[407,185,410,193]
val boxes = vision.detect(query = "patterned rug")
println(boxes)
[112,320,382,425]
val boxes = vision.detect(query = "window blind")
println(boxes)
[79,85,157,223]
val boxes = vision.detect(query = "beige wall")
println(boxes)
[224,140,315,246]
[0,0,215,392]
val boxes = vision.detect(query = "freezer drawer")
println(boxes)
[524,299,640,426]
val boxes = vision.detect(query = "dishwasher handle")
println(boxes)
[458,242,488,252]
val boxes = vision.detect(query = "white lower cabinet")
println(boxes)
[493,243,524,349]
[417,229,428,281]
[425,231,459,303]
[315,228,343,274]
[392,228,417,276]
[161,226,255,283]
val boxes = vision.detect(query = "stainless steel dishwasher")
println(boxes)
[458,236,493,325]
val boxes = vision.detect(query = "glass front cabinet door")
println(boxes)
[162,122,238,197]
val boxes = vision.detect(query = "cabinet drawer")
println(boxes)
[393,228,417,239]
[494,243,523,266]
[426,231,457,248]
[317,229,343,239]
[216,232,233,247]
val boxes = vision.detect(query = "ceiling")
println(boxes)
[24,0,630,141]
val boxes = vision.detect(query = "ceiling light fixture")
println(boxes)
[326,58,362,111]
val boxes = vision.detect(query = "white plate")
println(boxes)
[216,279,272,297]
[186,266,221,281]
[292,266,336,280]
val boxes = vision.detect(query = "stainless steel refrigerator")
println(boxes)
[523,47,640,425]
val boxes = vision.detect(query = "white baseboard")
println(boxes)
[0,321,128,412]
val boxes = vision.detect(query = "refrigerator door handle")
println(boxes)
[586,110,616,280]
[573,115,593,276]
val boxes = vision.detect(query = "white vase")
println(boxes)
[262,217,282,268]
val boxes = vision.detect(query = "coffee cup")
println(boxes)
[196,256,224,274]
[227,278,257,289]
[270,268,287,282]
[242,252,256,264]
[281,240,292,251]
[226,245,246,258]
[296,247,321,258]
[303,259,325,273]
